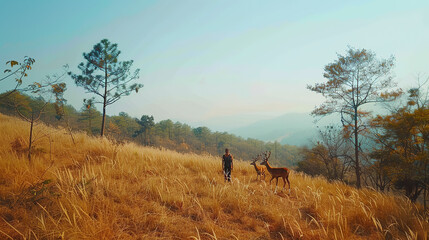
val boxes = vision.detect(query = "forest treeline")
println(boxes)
[0,91,301,166]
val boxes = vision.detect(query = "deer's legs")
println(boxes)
[269,176,275,191]
[286,175,291,194]
[282,176,286,189]
[274,177,279,193]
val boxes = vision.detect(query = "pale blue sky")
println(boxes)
[1,0,428,130]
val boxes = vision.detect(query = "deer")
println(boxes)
[260,151,290,194]
[250,153,266,181]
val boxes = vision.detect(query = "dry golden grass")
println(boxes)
[0,113,428,240]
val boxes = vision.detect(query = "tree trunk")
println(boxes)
[354,106,361,188]
[88,109,92,134]
[423,160,428,211]
[100,60,108,137]
[423,180,427,211]
[101,101,106,136]
[28,112,34,163]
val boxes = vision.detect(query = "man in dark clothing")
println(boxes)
[222,148,233,182]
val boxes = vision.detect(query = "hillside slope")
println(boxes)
[0,114,427,239]
[0,91,302,167]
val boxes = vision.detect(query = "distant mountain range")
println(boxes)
[230,112,322,146]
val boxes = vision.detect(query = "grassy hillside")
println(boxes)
[0,114,427,239]
[0,91,302,167]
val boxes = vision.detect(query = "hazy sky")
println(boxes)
[1,0,428,131]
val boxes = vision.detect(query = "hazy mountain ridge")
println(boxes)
[230,112,318,146]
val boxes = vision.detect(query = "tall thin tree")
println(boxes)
[307,47,402,188]
[69,39,143,136]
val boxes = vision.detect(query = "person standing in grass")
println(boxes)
[222,148,234,182]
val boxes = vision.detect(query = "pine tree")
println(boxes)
[69,39,143,136]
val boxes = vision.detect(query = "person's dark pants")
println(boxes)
[224,166,231,182]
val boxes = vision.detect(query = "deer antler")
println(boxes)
[262,151,271,161]
[252,153,261,163]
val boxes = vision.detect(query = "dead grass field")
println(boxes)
[0,113,427,239]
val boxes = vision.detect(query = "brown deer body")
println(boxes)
[250,154,266,181]
[260,151,290,193]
